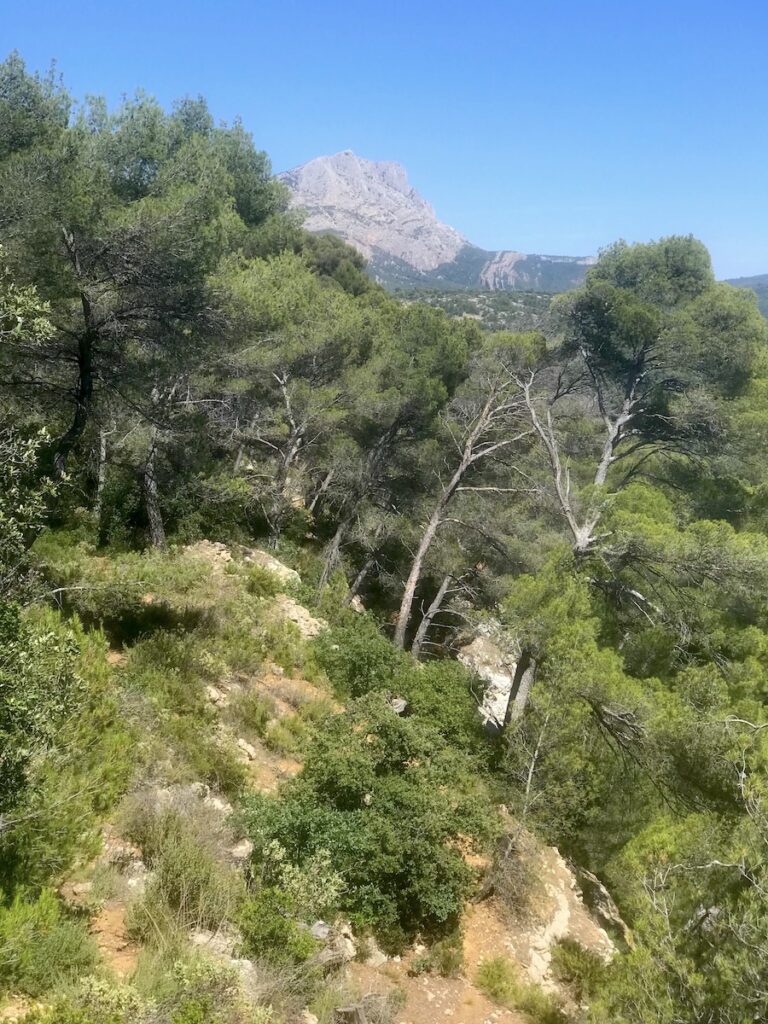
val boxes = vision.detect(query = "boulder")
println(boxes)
[388,696,408,715]
[458,626,517,728]
[228,838,254,864]
[243,548,301,587]
[275,594,327,638]
[237,738,259,761]
[190,928,238,957]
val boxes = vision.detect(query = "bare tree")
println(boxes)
[394,364,531,648]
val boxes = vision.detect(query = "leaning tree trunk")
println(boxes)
[343,551,377,606]
[308,467,335,514]
[411,572,453,658]
[318,519,348,590]
[319,502,362,590]
[394,462,467,648]
[143,433,167,550]
[503,647,537,726]
[393,400,495,648]
[53,327,95,477]
[393,507,445,649]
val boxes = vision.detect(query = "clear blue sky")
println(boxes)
[3,0,767,277]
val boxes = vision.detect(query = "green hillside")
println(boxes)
[3,54,768,1024]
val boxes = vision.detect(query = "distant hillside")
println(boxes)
[727,274,768,317]
[396,287,553,332]
[279,151,594,293]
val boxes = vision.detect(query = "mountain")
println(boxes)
[279,151,594,292]
[726,274,768,317]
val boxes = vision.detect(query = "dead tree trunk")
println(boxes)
[394,498,448,649]
[343,550,377,606]
[394,387,528,648]
[411,572,453,658]
[308,467,335,515]
[93,427,109,520]
[143,432,166,550]
[319,514,351,589]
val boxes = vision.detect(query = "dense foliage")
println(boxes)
[3,52,768,1024]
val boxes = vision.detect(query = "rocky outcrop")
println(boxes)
[468,831,616,997]
[274,593,327,638]
[279,151,595,292]
[458,626,517,728]
[241,547,301,588]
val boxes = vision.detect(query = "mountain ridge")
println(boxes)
[727,273,768,317]
[279,151,595,292]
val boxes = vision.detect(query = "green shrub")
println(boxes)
[476,957,566,1024]
[0,611,133,892]
[312,619,408,698]
[427,930,464,977]
[258,840,344,920]
[550,938,606,1001]
[238,887,319,965]
[407,929,463,978]
[0,604,84,815]
[392,660,488,754]
[259,620,307,675]
[264,715,310,757]
[263,699,332,757]
[0,889,98,997]
[242,693,496,947]
[166,718,247,796]
[27,957,259,1024]
[245,566,281,600]
[231,690,275,738]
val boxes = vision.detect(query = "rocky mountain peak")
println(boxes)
[278,151,467,273]
[279,151,594,292]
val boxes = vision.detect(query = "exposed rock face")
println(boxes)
[467,831,616,997]
[274,593,327,638]
[279,150,466,272]
[279,151,595,292]
[458,626,517,728]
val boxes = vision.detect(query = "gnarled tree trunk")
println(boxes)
[503,647,537,726]
[143,432,166,550]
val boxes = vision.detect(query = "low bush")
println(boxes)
[230,690,275,738]
[550,938,606,1001]
[124,805,244,942]
[476,957,566,1024]
[0,610,133,892]
[245,565,281,600]
[26,957,261,1024]
[391,659,488,755]
[312,619,408,698]
[166,718,248,796]
[313,619,487,756]
[242,693,497,948]
[0,888,98,997]
[238,887,319,965]
[425,930,464,977]
[263,699,333,757]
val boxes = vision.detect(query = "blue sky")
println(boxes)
[2,0,767,277]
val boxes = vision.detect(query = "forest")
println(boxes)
[2,52,768,1024]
